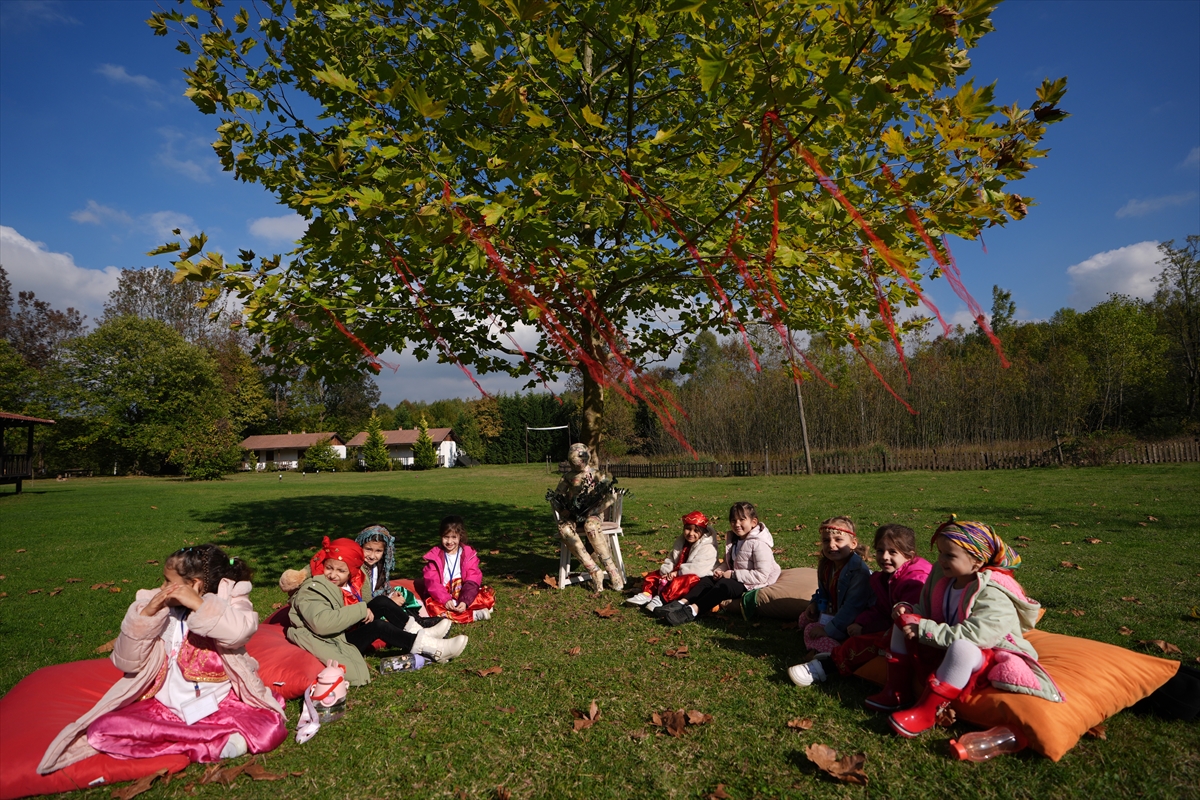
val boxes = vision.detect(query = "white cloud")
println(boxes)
[70,200,134,226]
[0,1,79,30]
[96,64,159,92]
[1115,192,1197,218]
[371,347,568,404]
[1066,241,1161,308]
[156,128,212,183]
[1183,147,1200,168]
[248,214,308,244]
[0,226,120,319]
[145,211,197,242]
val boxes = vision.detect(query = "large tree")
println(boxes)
[101,266,227,344]
[151,0,1066,453]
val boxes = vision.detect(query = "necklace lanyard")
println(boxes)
[176,614,201,698]
[445,549,461,582]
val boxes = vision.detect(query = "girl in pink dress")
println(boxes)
[421,516,496,624]
[39,545,287,775]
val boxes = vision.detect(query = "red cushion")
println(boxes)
[0,660,189,800]
[245,623,323,700]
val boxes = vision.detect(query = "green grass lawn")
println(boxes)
[1,465,1198,799]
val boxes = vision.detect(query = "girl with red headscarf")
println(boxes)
[287,538,468,686]
[626,511,720,613]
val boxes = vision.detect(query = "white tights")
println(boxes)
[890,627,984,689]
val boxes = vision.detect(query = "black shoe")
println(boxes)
[416,615,447,628]
[652,600,685,618]
[663,606,697,627]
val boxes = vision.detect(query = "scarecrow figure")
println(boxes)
[547,443,624,592]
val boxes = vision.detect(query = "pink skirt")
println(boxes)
[86,692,287,763]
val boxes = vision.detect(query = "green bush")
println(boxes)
[300,438,339,472]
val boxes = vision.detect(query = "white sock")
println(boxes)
[220,732,248,759]
[687,604,698,618]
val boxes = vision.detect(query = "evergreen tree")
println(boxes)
[361,412,391,472]
[412,417,437,470]
[301,437,339,472]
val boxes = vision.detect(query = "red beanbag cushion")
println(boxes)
[245,623,324,700]
[0,659,189,800]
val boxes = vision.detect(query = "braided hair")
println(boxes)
[165,544,252,595]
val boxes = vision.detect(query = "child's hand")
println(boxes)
[902,622,919,640]
[666,570,678,580]
[364,608,375,624]
[167,583,204,612]
[846,623,863,637]
[808,624,825,639]
[891,603,912,622]
[142,588,171,616]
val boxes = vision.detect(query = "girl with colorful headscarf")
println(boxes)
[287,537,468,686]
[867,517,1062,739]
[626,511,720,613]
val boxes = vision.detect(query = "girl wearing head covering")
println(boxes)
[626,511,720,613]
[868,517,1063,739]
[39,545,286,775]
[287,537,468,686]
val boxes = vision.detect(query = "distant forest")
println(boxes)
[2,236,1195,473]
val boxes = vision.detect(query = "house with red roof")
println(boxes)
[345,427,459,468]
[239,432,346,470]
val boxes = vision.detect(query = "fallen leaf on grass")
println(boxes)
[594,604,618,618]
[150,506,157,510]
[497,706,516,713]
[91,582,114,590]
[1060,561,1082,570]
[645,636,661,644]
[271,602,285,610]
[1049,524,1060,529]
[651,709,711,737]
[243,763,287,781]
[772,547,784,554]
[1121,596,1143,604]
[936,705,957,727]
[571,700,600,731]
[66,578,81,583]
[1147,516,1158,522]
[1060,541,1073,545]
[1118,626,1134,635]
[1137,639,1182,654]
[489,549,500,555]
[1069,609,1085,617]
[146,560,159,565]
[805,743,868,786]
[495,787,512,800]
[27,589,40,595]
[665,645,689,658]
[94,638,116,654]
[406,703,428,713]
[110,767,169,799]
[0,592,6,598]
[476,666,503,677]
[1016,536,1031,541]
[629,728,649,741]
[49,587,62,596]
[705,785,730,800]
[110,587,122,593]
[787,718,814,731]
[1084,538,1102,544]
[1138,522,1148,527]
[16,549,26,553]
[1086,724,1107,740]
[565,646,581,656]
[543,575,558,589]
[199,763,245,786]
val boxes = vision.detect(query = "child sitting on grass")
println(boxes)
[40,545,286,774]
[786,517,872,685]
[288,538,467,686]
[790,523,931,686]
[662,502,781,626]
[626,510,720,612]
[421,516,496,624]
[356,524,442,626]
[877,517,1062,737]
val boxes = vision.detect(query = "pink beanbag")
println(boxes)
[0,659,189,800]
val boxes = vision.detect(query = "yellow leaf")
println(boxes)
[580,105,607,129]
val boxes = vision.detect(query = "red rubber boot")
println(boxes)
[889,675,962,738]
[864,652,915,712]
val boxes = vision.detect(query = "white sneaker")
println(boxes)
[644,596,664,613]
[219,732,248,759]
[473,608,492,621]
[626,592,653,606]
[787,659,828,687]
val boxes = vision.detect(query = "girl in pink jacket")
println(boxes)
[39,545,286,775]
[421,516,496,624]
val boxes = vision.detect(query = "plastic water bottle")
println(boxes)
[378,654,427,674]
[949,726,1026,761]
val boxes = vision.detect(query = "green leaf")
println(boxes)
[403,83,448,119]
[580,105,608,129]
[696,56,728,93]
[523,107,554,127]
[546,30,575,64]
[482,204,506,226]
[649,128,677,145]
[470,41,490,61]
[313,68,358,94]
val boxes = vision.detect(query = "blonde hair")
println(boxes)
[820,516,870,559]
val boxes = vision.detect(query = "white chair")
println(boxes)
[554,493,626,590]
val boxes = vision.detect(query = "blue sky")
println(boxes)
[2,0,1197,403]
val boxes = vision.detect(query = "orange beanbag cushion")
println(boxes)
[245,623,324,700]
[0,660,189,800]
[854,630,1181,760]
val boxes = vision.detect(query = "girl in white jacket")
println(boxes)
[627,511,720,612]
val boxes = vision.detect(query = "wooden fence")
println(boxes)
[591,439,1200,479]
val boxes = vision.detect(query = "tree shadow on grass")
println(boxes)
[191,494,560,582]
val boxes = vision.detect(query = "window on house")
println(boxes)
[264,450,275,461]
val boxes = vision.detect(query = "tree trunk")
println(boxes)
[579,308,606,460]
